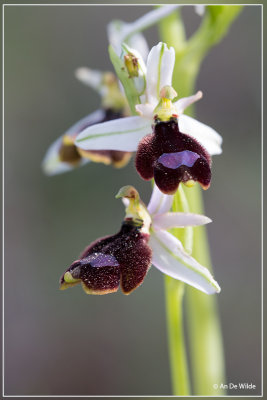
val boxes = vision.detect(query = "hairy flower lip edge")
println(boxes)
[60,221,152,295]
[60,185,220,296]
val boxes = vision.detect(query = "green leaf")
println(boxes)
[108,45,140,115]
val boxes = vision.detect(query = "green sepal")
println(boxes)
[108,45,140,115]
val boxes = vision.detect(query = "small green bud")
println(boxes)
[124,53,139,78]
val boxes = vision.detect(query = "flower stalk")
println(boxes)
[159,5,242,395]
[164,185,192,395]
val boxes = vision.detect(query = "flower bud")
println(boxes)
[124,53,139,77]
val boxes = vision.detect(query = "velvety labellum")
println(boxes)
[60,222,152,295]
[135,119,211,194]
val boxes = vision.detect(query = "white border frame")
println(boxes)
[2,3,263,398]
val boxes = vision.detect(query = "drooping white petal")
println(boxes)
[146,42,175,106]
[42,136,89,176]
[178,114,223,156]
[135,103,154,119]
[42,110,105,176]
[75,116,151,152]
[147,185,173,216]
[175,91,203,115]
[75,68,105,95]
[153,212,212,231]
[150,230,220,294]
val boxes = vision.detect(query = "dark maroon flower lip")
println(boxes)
[135,119,212,194]
[60,220,152,295]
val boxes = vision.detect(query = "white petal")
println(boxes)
[178,114,223,156]
[146,42,175,106]
[147,185,173,216]
[150,230,220,294]
[175,91,203,115]
[42,136,89,176]
[153,212,212,231]
[42,110,105,175]
[195,5,205,16]
[75,68,105,95]
[127,32,149,61]
[75,116,151,152]
[135,103,154,119]
[65,109,106,136]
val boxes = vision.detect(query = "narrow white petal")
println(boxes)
[175,91,203,115]
[153,212,212,230]
[42,137,89,176]
[65,109,106,136]
[42,110,105,175]
[135,103,154,119]
[75,116,151,152]
[146,42,175,106]
[147,185,173,216]
[75,68,104,95]
[178,114,223,156]
[150,230,220,294]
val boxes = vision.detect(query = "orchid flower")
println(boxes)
[60,185,220,295]
[42,15,153,177]
[42,70,131,176]
[75,42,222,194]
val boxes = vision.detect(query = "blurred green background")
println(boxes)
[4,5,261,396]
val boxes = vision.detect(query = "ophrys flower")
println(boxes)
[60,185,220,295]
[75,43,222,194]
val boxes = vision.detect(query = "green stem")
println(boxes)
[184,185,226,395]
[158,8,187,54]
[164,186,192,395]
[157,6,242,395]
[165,277,190,395]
